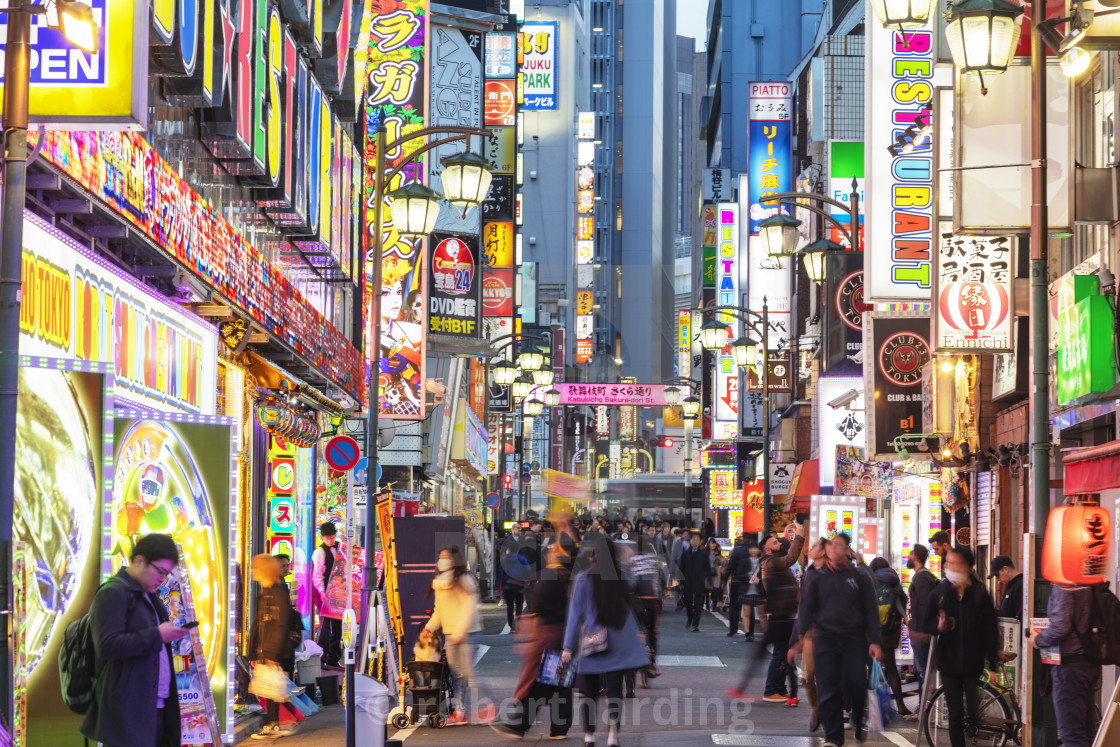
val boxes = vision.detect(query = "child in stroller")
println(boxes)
[392,624,455,729]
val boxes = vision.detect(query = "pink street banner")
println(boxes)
[551,383,671,406]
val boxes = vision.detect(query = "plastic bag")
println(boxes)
[295,639,324,661]
[866,660,896,733]
[248,663,291,702]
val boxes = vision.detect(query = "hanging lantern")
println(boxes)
[681,396,701,420]
[511,375,533,400]
[544,388,561,407]
[663,386,682,406]
[533,367,555,387]
[387,183,443,236]
[523,398,544,417]
[868,0,937,30]
[1042,498,1112,586]
[518,346,545,371]
[730,337,760,369]
[801,238,845,284]
[944,0,1023,83]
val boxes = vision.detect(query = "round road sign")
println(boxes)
[325,435,361,472]
[342,609,357,650]
[486,492,500,509]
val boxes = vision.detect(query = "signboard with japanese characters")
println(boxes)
[577,292,594,315]
[575,315,594,340]
[482,269,514,316]
[485,32,516,77]
[865,312,932,459]
[428,235,482,339]
[429,26,483,234]
[482,175,515,222]
[746,82,792,235]
[484,79,516,125]
[554,384,674,406]
[578,112,596,140]
[483,222,515,267]
[577,240,594,264]
[576,339,593,364]
[934,229,1014,352]
[520,22,557,110]
[703,169,733,202]
[483,126,516,173]
[578,217,594,240]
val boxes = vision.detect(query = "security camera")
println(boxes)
[827,389,860,410]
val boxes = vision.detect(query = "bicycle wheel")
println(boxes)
[921,682,1013,747]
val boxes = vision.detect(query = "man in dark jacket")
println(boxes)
[759,523,806,701]
[82,533,189,747]
[906,543,939,699]
[1029,583,1100,747]
[795,532,881,745]
[919,546,1000,747]
[677,534,710,631]
[988,555,1023,621]
[725,534,751,636]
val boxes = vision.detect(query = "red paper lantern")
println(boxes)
[1042,501,1112,586]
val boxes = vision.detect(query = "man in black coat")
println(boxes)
[988,555,1023,621]
[725,534,751,636]
[677,533,710,631]
[82,534,190,747]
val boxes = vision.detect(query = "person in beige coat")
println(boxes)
[424,545,494,725]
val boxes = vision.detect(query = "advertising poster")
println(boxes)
[745,82,793,235]
[430,25,482,234]
[934,230,1014,352]
[484,79,517,125]
[835,445,893,504]
[160,562,221,745]
[482,125,517,173]
[810,495,865,548]
[483,268,515,316]
[823,252,867,374]
[16,361,110,746]
[18,213,219,415]
[363,0,429,420]
[520,22,558,110]
[110,415,235,740]
[428,234,483,340]
[482,175,515,222]
[483,221,515,267]
[866,313,931,459]
[485,32,516,77]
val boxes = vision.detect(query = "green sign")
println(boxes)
[1056,277,1117,404]
[703,245,716,288]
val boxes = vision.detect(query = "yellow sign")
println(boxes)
[577,292,593,315]
[483,222,515,267]
[342,609,356,650]
[0,0,148,128]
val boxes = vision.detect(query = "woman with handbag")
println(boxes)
[561,535,649,747]
[424,546,496,725]
[490,543,575,738]
[248,554,301,740]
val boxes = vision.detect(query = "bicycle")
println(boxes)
[919,664,1021,746]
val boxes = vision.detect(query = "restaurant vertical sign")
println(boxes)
[363,1,429,419]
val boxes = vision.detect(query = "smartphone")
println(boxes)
[181,621,200,630]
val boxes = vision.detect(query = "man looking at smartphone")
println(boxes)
[81,533,190,747]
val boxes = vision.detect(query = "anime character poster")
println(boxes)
[110,416,234,739]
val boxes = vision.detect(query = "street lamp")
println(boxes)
[544,388,561,407]
[758,212,802,259]
[519,346,545,371]
[681,396,701,420]
[699,319,730,351]
[439,151,495,211]
[511,375,533,401]
[944,0,1024,90]
[0,0,101,729]
[663,386,682,406]
[524,398,544,417]
[492,360,518,386]
[868,0,936,29]
[387,183,444,236]
[800,238,846,284]
[731,337,760,370]
[532,367,555,387]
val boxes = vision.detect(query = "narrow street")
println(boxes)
[244,602,921,746]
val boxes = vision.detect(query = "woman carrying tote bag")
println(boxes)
[561,535,649,747]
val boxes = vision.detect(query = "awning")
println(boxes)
[1063,439,1120,495]
[784,459,819,513]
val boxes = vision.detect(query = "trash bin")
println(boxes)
[317,675,340,706]
[355,674,391,747]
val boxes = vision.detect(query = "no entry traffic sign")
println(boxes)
[325,435,361,472]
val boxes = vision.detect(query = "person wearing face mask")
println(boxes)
[918,546,1002,747]
[424,546,495,725]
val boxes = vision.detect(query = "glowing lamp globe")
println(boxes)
[699,319,730,351]
[944,0,1023,79]
[439,151,494,210]
[663,386,682,406]
[1041,501,1112,586]
[868,0,936,29]
[758,213,802,259]
[387,183,443,237]
[492,360,518,386]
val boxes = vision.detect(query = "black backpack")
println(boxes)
[1077,581,1120,666]
[59,579,138,715]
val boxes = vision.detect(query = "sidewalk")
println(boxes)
[236,600,920,745]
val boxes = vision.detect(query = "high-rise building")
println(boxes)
[587,0,679,384]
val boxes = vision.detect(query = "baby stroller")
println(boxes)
[393,659,455,729]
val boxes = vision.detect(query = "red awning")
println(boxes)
[784,459,819,513]
[1063,440,1120,495]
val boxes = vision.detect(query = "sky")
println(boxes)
[677,0,709,50]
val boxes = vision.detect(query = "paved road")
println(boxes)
[241,600,922,746]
